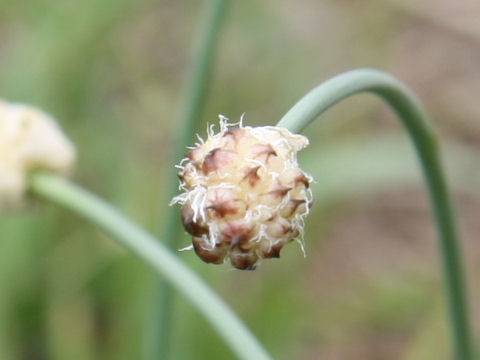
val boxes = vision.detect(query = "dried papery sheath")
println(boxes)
[171,115,313,270]
[0,100,76,210]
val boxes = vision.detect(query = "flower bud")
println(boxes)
[171,116,313,270]
[0,100,76,210]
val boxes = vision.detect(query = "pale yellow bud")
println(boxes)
[0,100,76,210]
[172,116,313,270]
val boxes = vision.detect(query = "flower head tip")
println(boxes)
[171,115,313,270]
[0,100,76,210]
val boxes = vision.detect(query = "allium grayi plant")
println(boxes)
[171,116,313,270]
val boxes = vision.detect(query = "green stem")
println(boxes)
[277,68,473,360]
[29,172,272,360]
[149,0,231,359]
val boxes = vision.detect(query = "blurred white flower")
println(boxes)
[172,115,313,270]
[0,100,76,210]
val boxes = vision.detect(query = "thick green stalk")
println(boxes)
[29,172,272,360]
[149,1,231,359]
[277,68,473,360]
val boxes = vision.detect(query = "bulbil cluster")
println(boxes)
[171,116,313,270]
[0,100,75,210]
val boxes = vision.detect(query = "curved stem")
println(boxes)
[150,1,231,359]
[277,68,473,360]
[29,172,272,360]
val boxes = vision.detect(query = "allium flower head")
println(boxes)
[0,100,76,210]
[171,116,313,270]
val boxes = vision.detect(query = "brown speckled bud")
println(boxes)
[171,116,313,270]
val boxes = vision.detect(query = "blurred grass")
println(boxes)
[1,0,479,359]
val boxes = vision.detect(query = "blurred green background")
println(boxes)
[1,0,480,359]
